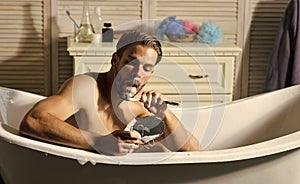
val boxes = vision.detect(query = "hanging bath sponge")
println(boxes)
[198,21,223,44]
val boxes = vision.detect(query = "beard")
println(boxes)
[113,70,145,101]
[123,82,146,100]
[121,77,146,100]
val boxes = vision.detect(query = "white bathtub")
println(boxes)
[0,85,299,184]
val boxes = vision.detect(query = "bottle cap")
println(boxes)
[103,22,112,27]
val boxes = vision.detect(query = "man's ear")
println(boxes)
[111,53,119,66]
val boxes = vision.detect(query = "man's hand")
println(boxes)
[93,130,143,155]
[141,91,168,118]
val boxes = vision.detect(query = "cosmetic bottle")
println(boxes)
[102,22,113,42]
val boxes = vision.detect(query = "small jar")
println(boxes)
[102,22,113,42]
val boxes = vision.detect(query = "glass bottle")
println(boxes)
[75,0,95,43]
[91,7,102,34]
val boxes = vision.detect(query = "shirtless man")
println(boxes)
[19,31,200,155]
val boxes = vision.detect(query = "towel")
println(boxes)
[263,0,300,92]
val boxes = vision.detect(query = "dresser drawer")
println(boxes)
[145,57,234,94]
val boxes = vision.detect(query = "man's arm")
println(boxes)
[140,91,200,151]
[161,109,200,151]
[19,77,94,150]
[19,75,143,154]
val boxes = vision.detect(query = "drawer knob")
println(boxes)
[188,74,208,79]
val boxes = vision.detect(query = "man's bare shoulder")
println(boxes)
[59,74,98,92]
[73,73,99,86]
[22,74,99,122]
[67,73,100,97]
[55,74,99,105]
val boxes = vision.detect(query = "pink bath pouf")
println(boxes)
[183,20,198,33]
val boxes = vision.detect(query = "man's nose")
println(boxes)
[133,64,145,77]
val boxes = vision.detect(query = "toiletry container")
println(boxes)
[102,22,113,42]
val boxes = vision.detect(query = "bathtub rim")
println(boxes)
[0,122,299,166]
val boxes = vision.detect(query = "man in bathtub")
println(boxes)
[19,31,200,155]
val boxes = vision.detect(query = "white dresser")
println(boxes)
[67,36,241,107]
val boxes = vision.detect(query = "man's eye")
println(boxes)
[144,66,153,72]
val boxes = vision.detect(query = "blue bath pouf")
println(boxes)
[198,21,223,44]
[156,16,188,40]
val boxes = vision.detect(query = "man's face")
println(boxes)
[113,44,158,100]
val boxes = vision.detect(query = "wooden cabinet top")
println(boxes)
[67,36,242,57]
